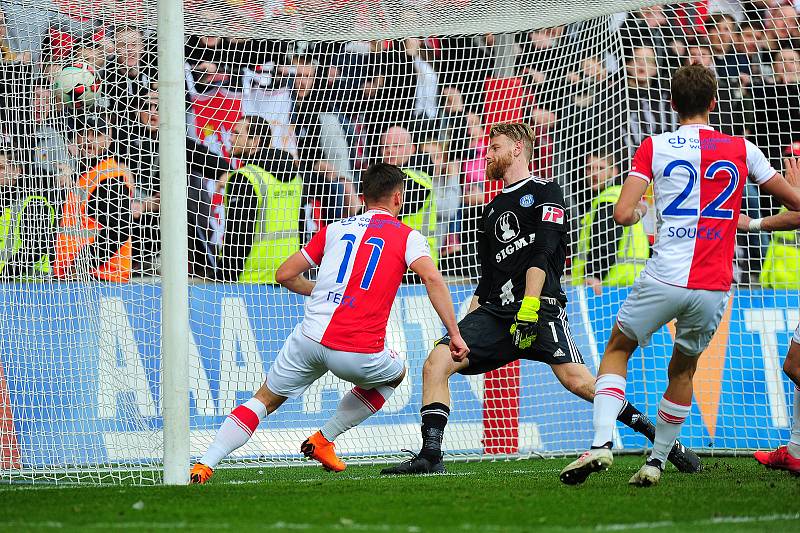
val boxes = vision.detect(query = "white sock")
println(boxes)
[592,374,626,448]
[320,385,395,441]
[788,387,800,459]
[200,398,267,468]
[650,395,691,464]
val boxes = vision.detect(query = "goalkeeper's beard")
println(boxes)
[486,152,512,182]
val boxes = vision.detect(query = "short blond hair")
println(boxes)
[489,122,534,161]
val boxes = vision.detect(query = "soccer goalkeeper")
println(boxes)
[381,122,701,475]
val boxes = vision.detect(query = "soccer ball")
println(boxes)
[52,63,100,110]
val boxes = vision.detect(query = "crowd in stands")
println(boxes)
[0,0,799,287]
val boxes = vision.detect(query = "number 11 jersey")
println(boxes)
[630,124,776,291]
[300,209,431,353]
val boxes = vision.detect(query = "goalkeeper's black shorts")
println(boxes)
[436,299,584,375]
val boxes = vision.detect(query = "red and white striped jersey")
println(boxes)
[299,209,431,353]
[629,124,776,290]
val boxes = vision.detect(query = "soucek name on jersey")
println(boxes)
[474,175,568,314]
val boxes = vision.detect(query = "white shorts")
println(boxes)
[616,273,730,357]
[793,322,800,346]
[266,324,405,398]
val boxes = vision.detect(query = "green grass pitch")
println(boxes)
[1,456,799,532]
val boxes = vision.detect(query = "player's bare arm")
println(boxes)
[275,252,316,296]
[739,209,800,233]
[757,158,800,212]
[613,175,649,227]
[410,255,469,361]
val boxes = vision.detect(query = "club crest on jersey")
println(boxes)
[495,211,521,243]
[541,205,565,225]
[519,194,534,208]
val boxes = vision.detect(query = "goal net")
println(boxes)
[0,0,798,483]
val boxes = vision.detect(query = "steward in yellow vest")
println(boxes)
[760,208,800,289]
[572,184,649,288]
[400,168,438,265]
[0,194,56,278]
[222,163,302,284]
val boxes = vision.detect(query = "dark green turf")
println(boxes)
[1,456,799,532]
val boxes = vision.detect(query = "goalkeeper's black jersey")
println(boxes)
[474,175,569,315]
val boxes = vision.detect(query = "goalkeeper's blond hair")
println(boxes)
[489,122,534,162]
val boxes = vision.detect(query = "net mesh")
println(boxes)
[0,0,799,484]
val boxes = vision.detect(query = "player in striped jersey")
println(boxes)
[739,199,800,474]
[561,64,800,487]
[189,163,468,483]
[381,122,700,476]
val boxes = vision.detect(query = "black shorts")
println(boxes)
[437,301,585,375]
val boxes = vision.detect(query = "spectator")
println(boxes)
[406,37,438,126]
[28,77,73,203]
[219,115,301,283]
[53,115,133,282]
[750,47,800,166]
[618,43,676,161]
[572,151,649,294]
[760,142,800,288]
[380,125,438,263]
[0,148,55,278]
[106,26,153,124]
[285,54,360,230]
[764,3,800,53]
[116,87,161,274]
[620,6,687,74]
[437,86,471,163]
[419,139,460,257]
[707,13,750,81]
[0,1,49,63]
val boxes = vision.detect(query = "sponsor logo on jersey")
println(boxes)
[668,135,686,147]
[541,205,565,224]
[666,225,723,241]
[495,211,521,243]
[495,232,536,262]
[519,194,534,208]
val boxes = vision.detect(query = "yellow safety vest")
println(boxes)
[572,185,649,286]
[761,208,800,289]
[224,164,302,284]
[0,195,56,278]
[401,168,438,265]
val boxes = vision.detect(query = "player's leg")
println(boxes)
[380,343,468,474]
[558,326,638,484]
[754,331,800,473]
[303,348,407,472]
[549,359,700,472]
[381,307,511,475]
[630,287,728,487]
[190,381,287,484]
[560,275,678,485]
[190,325,325,484]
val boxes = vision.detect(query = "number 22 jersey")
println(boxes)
[630,124,777,291]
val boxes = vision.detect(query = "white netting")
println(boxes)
[1,0,799,484]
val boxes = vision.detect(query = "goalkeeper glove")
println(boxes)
[510,296,540,350]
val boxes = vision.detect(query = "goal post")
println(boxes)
[157,0,190,485]
[0,0,798,484]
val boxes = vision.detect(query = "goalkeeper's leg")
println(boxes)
[380,344,468,475]
[551,360,701,474]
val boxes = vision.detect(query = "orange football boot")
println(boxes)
[301,431,346,472]
[189,462,214,484]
